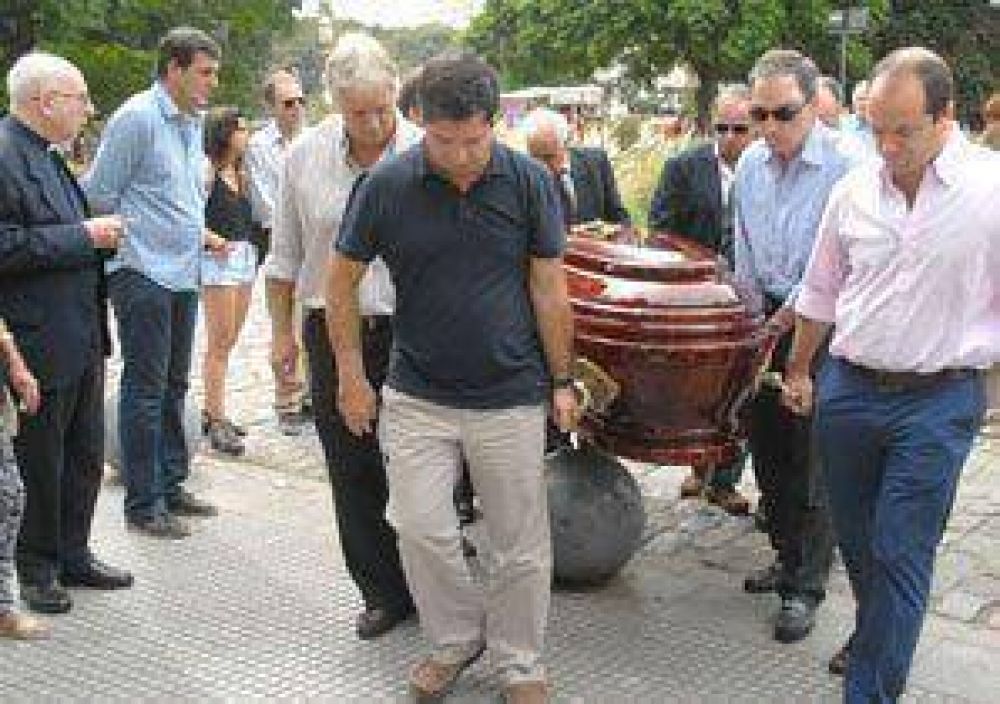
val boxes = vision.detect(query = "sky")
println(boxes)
[301,0,484,28]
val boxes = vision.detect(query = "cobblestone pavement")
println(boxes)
[6,284,997,701]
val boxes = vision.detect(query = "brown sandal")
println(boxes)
[0,610,51,640]
[504,680,549,704]
[408,644,485,701]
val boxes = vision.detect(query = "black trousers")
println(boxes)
[748,300,835,602]
[14,360,104,585]
[302,310,413,615]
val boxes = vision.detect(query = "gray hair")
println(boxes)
[748,49,818,102]
[324,32,397,104]
[521,107,570,144]
[7,52,80,111]
[715,83,751,113]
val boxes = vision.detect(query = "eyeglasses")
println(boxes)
[281,97,305,108]
[34,91,93,106]
[749,104,805,123]
[714,123,750,135]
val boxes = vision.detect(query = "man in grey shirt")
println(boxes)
[733,48,853,646]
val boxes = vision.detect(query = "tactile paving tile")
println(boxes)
[0,467,969,702]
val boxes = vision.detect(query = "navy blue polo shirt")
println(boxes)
[336,140,565,409]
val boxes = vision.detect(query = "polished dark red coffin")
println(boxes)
[564,232,769,467]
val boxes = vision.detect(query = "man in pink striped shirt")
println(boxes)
[783,47,1000,703]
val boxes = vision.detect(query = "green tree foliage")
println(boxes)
[871,1,999,125]
[466,0,892,123]
[0,0,295,115]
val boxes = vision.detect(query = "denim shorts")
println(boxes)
[201,241,257,286]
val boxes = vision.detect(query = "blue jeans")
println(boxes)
[814,358,985,703]
[108,269,198,521]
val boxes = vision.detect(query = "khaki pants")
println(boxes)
[378,387,550,684]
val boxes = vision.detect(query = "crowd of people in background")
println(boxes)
[0,22,998,704]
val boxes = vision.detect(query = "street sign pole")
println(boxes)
[828,5,869,96]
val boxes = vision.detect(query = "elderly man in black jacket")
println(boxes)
[524,107,630,227]
[648,85,755,514]
[0,52,132,615]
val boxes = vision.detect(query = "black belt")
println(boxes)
[844,359,978,393]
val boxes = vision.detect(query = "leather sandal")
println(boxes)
[504,680,549,703]
[679,472,703,499]
[0,610,51,640]
[408,644,485,702]
[706,487,751,516]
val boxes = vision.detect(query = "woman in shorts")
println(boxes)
[200,108,257,455]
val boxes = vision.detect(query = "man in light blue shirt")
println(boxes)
[85,27,223,539]
[732,48,853,650]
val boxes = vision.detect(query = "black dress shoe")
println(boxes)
[21,582,72,614]
[166,489,218,517]
[774,595,818,643]
[829,634,853,675]
[61,558,134,590]
[744,560,783,594]
[127,513,192,539]
[356,604,415,640]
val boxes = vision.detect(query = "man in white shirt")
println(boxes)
[245,68,309,434]
[264,33,420,641]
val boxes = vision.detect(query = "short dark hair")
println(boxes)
[749,49,818,102]
[203,106,243,164]
[397,67,423,117]
[871,47,953,120]
[156,27,220,78]
[418,51,498,124]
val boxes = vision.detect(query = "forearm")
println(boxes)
[325,256,366,381]
[0,318,13,367]
[786,315,832,378]
[0,318,26,375]
[530,263,574,379]
[264,277,297,338]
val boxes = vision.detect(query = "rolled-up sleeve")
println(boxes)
[795,184,848,323]
[263,147,304,282]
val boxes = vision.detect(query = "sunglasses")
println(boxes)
[715,123,750,135]
[749,104,805,123]
[281,96,305,108]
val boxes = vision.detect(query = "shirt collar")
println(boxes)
[153,81,182,121]
[929,124,965,187]
[878,123,966,191]
[416,138,508,185]
[261,119,284,146]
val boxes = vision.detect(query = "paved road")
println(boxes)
[7,283,995,701]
